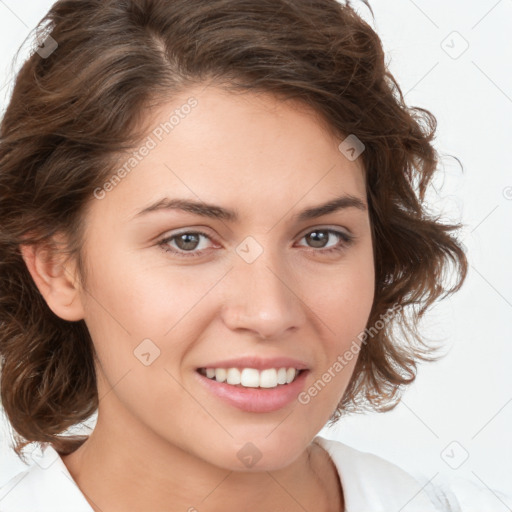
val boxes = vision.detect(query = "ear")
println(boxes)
[19,236,85,322]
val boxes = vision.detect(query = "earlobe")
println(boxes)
[19,241,85,322]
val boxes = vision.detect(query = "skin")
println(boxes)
[21,84,375,512]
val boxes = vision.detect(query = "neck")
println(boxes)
[61,411,343,512]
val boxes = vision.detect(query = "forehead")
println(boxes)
[88,85,367,225]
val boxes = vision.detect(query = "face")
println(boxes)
[76,85,375,471]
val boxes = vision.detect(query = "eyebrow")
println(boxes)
[132,194,367,223]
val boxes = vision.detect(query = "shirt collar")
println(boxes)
[313,435,439,512]
[1,437,439,512]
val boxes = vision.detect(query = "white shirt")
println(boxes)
[0,435,509,511]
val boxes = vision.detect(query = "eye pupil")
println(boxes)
[306,230,328,248]
[176,233,200,250]
[163,228,347,258]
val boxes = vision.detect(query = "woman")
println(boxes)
[0,0,507,510]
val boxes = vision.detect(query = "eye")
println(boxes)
[295,228,354,255]
[158,227,355,259]
[159,230,215,258]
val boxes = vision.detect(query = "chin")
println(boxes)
[199,432,312,473]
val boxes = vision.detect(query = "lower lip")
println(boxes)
[194,370,310,413]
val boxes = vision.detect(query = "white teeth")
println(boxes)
[241,368,260,388]
[215,368,227,383]
[259,369,277,388]
[201,367,301,388]
[226,368,241,385]
[286,368,296,384]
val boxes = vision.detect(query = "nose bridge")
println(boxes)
[221,236,304,338]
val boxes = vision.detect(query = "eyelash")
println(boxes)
[158,228,355,259]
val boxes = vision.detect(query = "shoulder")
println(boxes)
[314,435,442,511]
[0,444,93,512]
[418,473,512,512]
[313,436,511,512]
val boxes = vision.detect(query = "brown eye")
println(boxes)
[159,231,214,258]
[174,233,201,251]
[305,230,330,248]
[297,228,354,255]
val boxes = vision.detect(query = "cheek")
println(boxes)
[308,257,375,344]
[301,252,374,409]
[82,246,204,338]
[80,250,221,390]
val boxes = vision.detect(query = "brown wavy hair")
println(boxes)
[0,0,467,460]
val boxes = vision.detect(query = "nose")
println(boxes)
[220,246,306,340]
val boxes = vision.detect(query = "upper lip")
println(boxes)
[197,356,310,371]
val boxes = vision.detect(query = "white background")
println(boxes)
[0,0,511,502]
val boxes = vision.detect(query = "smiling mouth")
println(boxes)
[197,367,306,389]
